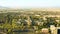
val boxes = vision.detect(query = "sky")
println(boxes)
[0,0,60,8]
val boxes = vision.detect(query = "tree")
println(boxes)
[44,17,57,27]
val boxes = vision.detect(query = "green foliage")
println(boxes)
[0,12,60,34]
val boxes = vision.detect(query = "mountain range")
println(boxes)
[0,6,60,12]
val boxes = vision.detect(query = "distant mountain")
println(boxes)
[0,6,7,8]
[0,6,60,12]
[0,6,11,10]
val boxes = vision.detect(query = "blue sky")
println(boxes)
[0,0,60,8]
